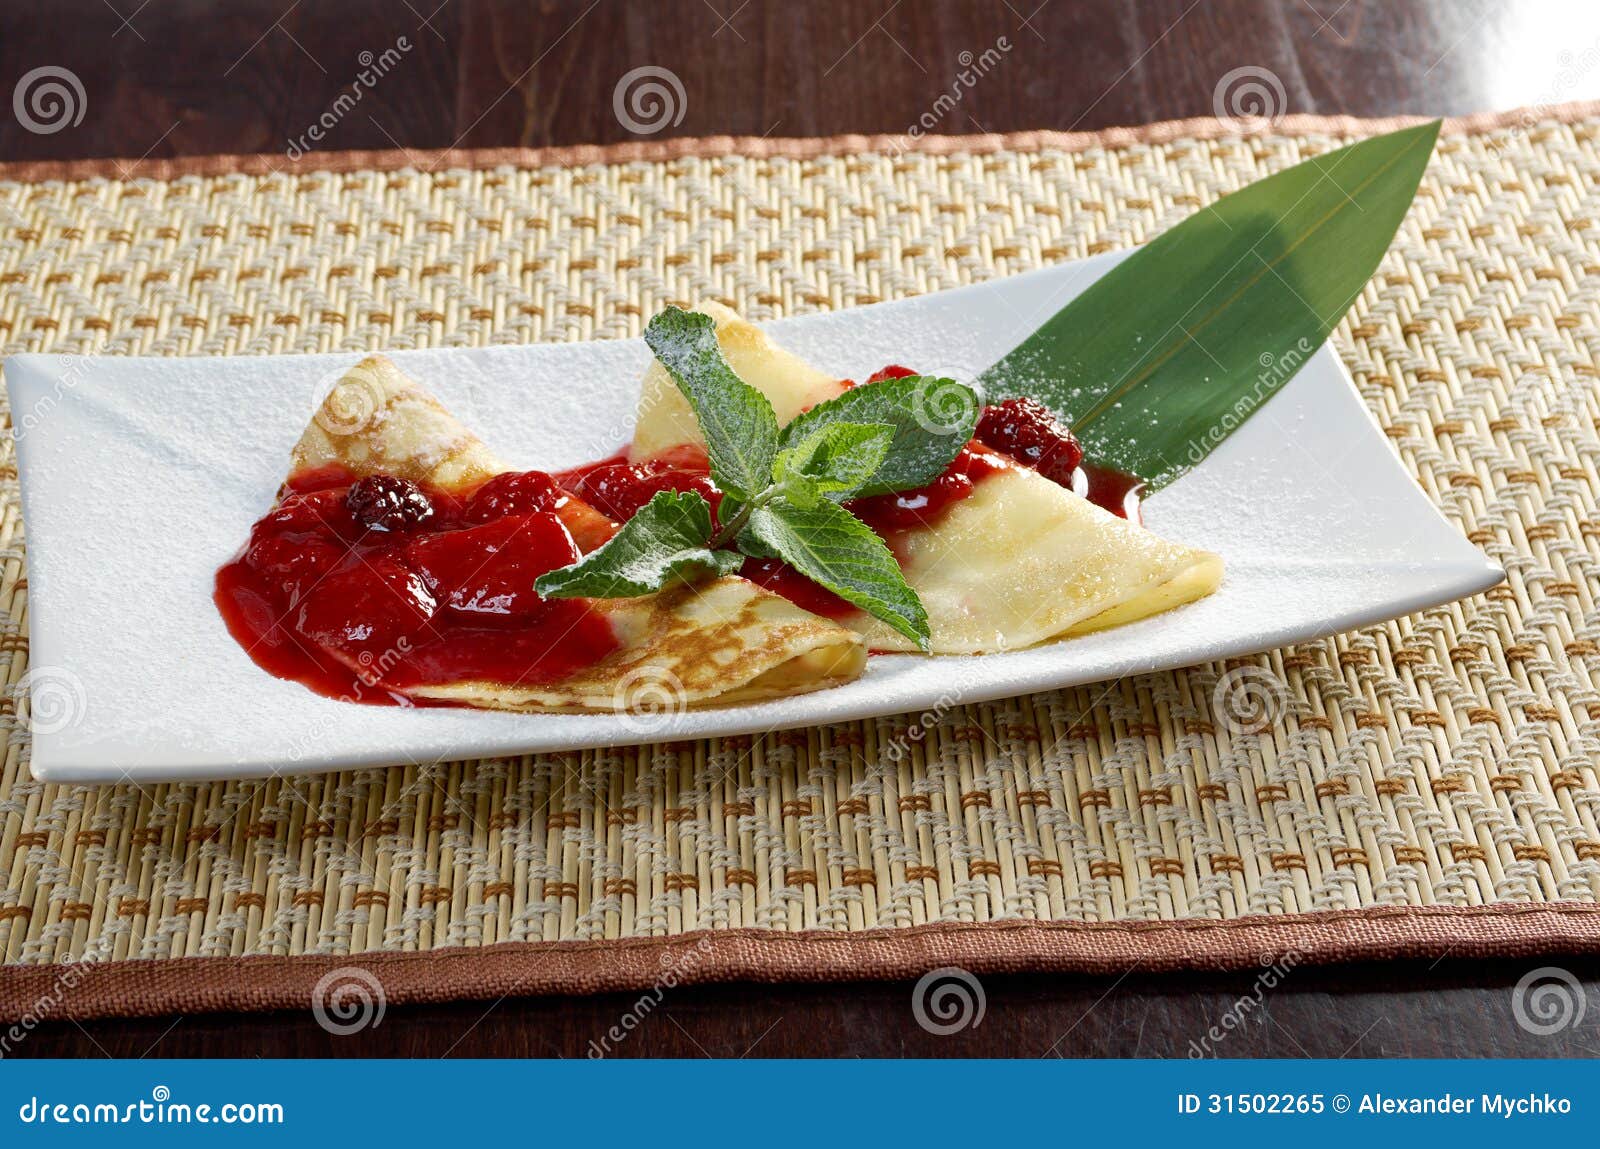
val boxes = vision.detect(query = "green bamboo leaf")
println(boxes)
[978,121,1440,491]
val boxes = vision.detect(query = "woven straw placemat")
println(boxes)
[3,104,1600,1020]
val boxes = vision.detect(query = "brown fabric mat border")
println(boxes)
[3,99,1598,184]
[4,903,1599,1021]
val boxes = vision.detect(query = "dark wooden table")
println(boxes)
[5,0,1599,1058]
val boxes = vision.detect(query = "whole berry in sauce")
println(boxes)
[345,474,435,533]
[258,488,358,540]
[407,512,579,624]
[464,469,561,523]
[244,534,345,604]
[295,557,437,671]
[573,461,721,523]
[974,397,1084,486]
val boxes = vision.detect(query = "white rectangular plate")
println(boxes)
[6,253,1503,783]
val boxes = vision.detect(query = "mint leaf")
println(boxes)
[742,498,930,650]
[536,491,743,599]
[778,374,980,497]
[644,307,780,499]
[772,421,894,509]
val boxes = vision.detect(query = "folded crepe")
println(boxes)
[283,355,866,710]
[629,303,1223,654]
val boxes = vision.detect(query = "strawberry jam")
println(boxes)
[1073,461,1144,521]
[843,443,1010,533]
[214,466,620,705]
[568,452,724,525]
[973,396,1142,521]
[974,396,1084,485]
[219,366,1147,698]
[739,556,856,619]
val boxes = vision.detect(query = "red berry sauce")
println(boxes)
[738,556,856,619]
[219,368,1145,698]
[843,443,1010,534]
[568,454,724,526]
[214,467,620,705]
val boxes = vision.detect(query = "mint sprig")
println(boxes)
[538,309,972,650]
[534,490,744,598]
[778,373,979,496]
[771,421,893,509]
[644,307,781,499]
[741,499,929,648]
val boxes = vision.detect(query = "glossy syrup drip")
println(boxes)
[1073,460,1144,523]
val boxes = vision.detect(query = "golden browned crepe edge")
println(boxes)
[280,356,866,712]
[408,580,867,712]
[289,355,504,491]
